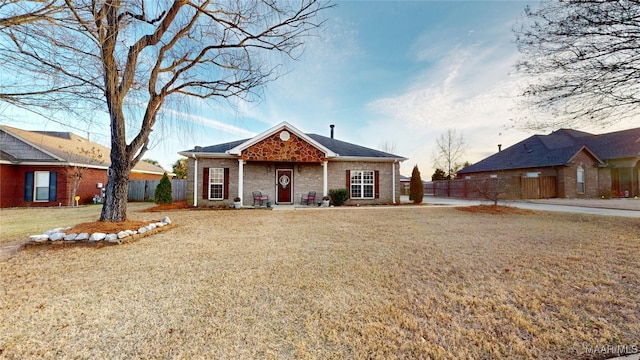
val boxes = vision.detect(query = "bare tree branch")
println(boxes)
[515,0,640,129]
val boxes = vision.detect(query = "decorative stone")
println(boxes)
[161,216,171,224]
[138,227,148,234]
[148,223,157,230]
[49,232,65,241]
[104,234,118,242]
[117,231,129,239]
[76,233,89,241]
[64,233,78,241]
[89,232,106,241]
[155,222,165,227]
[45,228,64,236]
[124,229,135,236]
[30,234,49,242]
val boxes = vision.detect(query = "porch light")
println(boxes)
[298,165,302,173]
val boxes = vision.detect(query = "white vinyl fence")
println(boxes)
[128,179,187,202]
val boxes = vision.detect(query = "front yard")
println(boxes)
[1,206,638,359]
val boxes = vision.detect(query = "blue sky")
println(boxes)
[3,1,638,176]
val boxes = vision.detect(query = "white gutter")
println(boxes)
[192,153,198,207]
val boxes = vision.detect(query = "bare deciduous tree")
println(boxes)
[515,1,640,129]
[471,177,509,206]
[433,129,466,180]
[0,0,332,221]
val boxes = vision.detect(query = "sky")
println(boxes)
[2,1,639,176]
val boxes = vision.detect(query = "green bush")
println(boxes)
[154,173,173,204]
[328,188,349,206]
[409,165,424,204]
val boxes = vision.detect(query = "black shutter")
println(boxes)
[48,171,57,201]
[24,172,34,201]
[374,170,379,199]
[346,170,350,199]
[224,168,230,200]
[202,167,209,200]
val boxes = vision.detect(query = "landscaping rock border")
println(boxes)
[22,216,173,250]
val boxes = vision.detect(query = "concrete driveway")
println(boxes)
[408,196,640,218]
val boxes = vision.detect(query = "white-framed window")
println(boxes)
[577,165,585,193]
[34,171,50,201]
[489,174,498,179]
[350,170,374,199]
[525,172,540,178]
[209,168,224,200]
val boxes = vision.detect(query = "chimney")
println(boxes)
[330,124,335,139]
[498,144,502,152]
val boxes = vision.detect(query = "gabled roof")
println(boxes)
[458,127,639,174]
[0,125,167,174]
[227,122,337,158]
[179,122,407,161]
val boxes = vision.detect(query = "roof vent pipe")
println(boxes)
[330,124,335,139]
[498,144,502,152]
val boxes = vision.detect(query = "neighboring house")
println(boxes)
[0,126,167,208]
[178,122,406,206]
[457,127,640,198]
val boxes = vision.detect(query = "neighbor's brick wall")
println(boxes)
[129,172,163,181]
[461,151,604,199]
[0,164,20,208]
[0,165,68,208]
[561,151,600,198]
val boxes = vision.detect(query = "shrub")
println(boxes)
[328,188,349,206]
[409,165,424,204]
[154,173,173,204]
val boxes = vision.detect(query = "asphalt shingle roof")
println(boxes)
[458,127,639,174]
[458,128,640,174]
[1,126,167,174]
[182,133,405,159]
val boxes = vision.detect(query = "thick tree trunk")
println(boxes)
[100,165,130,222]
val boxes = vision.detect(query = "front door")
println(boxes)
[276,169,293,204]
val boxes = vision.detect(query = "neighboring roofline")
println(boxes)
[226,121,337,158]
[132,169,171,175]
[1,126,65,162]
[1,160,166,174]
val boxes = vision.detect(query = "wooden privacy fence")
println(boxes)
[424,176,557,200]
[128,179,187,202]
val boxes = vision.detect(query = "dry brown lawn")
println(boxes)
[1,206,639,359]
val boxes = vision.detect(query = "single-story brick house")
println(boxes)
[178,122,407,207]
[457,127,640,198]
[0,125,167,208]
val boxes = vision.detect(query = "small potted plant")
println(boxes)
[322,196,330,207]
[233,196,242,209]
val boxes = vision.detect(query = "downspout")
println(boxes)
[192,153,198,207]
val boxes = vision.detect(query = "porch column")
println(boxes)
[238,159,244,206]
[192,154,198,207]
[322,160,328,197]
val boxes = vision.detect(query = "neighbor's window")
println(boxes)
[577,166,585,193]
[209,168,224,200]
[34,171,50,201]
[350,170,374,199]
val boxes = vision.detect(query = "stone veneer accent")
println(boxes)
[242,131,326,162]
